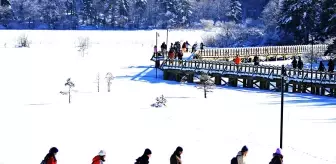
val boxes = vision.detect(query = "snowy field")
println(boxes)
[0,30,336,164]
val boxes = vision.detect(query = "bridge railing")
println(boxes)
[161,59,336,84]
[197,44,328,59]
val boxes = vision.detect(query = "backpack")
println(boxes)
[231,157,238,164]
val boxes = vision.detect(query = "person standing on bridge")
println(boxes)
[269,148,283,164]
[297,56,303,75]
[253,55,259,66]
[291,57,298,75]
[328,59,334,78]
[234,55,241,72]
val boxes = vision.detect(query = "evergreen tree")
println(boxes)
[278,0,322,44]
[226,0,242,23]
[320,0,336,39]
[38,0,66,29]
[133,0,147,28]
[177,0,192,27]
[0,6,13,27]
[81,0,95,25]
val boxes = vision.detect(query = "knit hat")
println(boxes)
[274,148,282,155]
[99,150,106,156]
[49,147,58,154]
[241,145,248,152]
[176,146,183,152]
[144,148,152,155]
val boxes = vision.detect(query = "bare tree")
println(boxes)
[76,37,90,57]
[60,78,75,103]
[196,74,215,98]
[105,72,114,92]
[180,75,188,85]
[151,95,167,108]
[96,73,100,92]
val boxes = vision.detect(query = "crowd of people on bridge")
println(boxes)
[41,146,284,164]
[153,41,205,60]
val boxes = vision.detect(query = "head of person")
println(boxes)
[175,146,183,156]
[241,145,248,156]
[49,147,58,156]
[98,150,106,161]
[273,148,283,159]
[144,148,152,158]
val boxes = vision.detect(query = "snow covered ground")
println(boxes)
[0,30,335,164]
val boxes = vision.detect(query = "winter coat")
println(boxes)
[253,56,259,65]
[177,51,183,60]
[292,59,297,69]
[236,151,246,164]
[92,155,105,164]
[45,154,57,164]
[168,50,175,59]
[182,42,186,49]
[298,59,303,70]
[234,57,241,65]
[136,155,149,164]
[318,62,325,72]
[269,154,283,164]
[170,152,182,164]
[328,60,335,72]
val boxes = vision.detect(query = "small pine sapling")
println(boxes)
[105,72,114,92]
[96,73,100,92]
[60,78,75,103]
[196,74,215,98]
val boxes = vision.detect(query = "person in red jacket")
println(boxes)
[43,147,58,164]
[92,150,106,164]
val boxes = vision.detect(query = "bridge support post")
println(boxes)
[215,76,221,85]
[321,87,325,96]
[285,83,289,92]
[265,81,270,90]
[292,84,297,93]
[311,85,316,94]
[243,79,247,87]
[175,73,182,82]
[302,84,307,93]
[163,70,169,80]
[329,88,334,97]
[247,79,253,88]
[187,74,194,83]
[315,86,320,95]
[297,84,302,93]
[228,78,238,87]
[276,81,281,92]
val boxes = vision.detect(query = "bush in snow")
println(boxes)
[200,19,215,31]
[16,34,31,48]
[301,51,326,65]
[60,78,75,104]
[77,37,90,57]
[151,95,167,108]
[196,74,215,98]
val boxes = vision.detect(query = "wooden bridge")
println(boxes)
[159,59,336,97]
[196,44,328,61]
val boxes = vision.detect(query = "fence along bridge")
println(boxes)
[159,59,336,97]
[196,44,328,60]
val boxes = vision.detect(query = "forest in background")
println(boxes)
[0,0,335,49]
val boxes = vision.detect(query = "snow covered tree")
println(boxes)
[116,0,130,27]
[226,0,242,23]
[133,0,147,28]
[260,0,282,44]
[64,0,78,29]
[60,78,75,104]
[10,0,41,28]
[0,0,10,6]
[278,0,322,44]
[38,0,67,29]
[151,95,167,108]
[196,74,215,98]
[157,0,179,28]
[320,0,336,40]
[176,0,193,27]
[0,6,13,28]
[81,0,95,25]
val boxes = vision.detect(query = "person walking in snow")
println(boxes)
[92,150,106,164]
[135,148,152,164]
[269,148,283,164]
[236,145,248,164]
[170,147,183,164]
[42,147,58,164]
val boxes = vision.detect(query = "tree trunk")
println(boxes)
[204,84,207,98]
[68,87,71,104]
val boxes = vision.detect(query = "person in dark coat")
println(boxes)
[253,55,259,66]
[161,42,167,52]
[177,50,183,60]
[291,57,297,69]
[185,41,190,52]
[170,147,183,164]
[269,148,283,164]
[318,61,325,72]
[297,56,303,70]
[43,147,58,164]
[135,149,152,164]
[191,43,197,53]
[327,59,334,78]
[200,43,204,50]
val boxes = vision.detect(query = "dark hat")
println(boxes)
[144,148,152,155]
[176,146,183,152]
[241,145,248,152]
[49,147,58,153]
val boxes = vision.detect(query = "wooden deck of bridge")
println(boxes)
[158,59,336,97]
[196,44,328,60]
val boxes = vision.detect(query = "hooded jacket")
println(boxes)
[269,154,283,164]
[170,151,182,164]
[236,151,246,164]
[136,155,149,164]
[92,155,105,164]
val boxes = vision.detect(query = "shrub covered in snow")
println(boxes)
[76,37,90,57]
[16,34,31,48]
